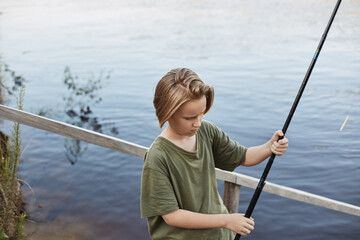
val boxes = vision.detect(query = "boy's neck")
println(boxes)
[161,126,197,152]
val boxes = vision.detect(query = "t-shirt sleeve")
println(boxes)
[204,121,247,171]
[140,152,179,218]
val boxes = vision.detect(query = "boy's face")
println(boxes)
[168,95,207,137]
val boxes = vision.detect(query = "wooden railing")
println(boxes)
[1,104,359,216]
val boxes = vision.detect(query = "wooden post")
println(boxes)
[223,181,241,214]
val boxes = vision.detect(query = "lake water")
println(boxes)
[0,0,359,239]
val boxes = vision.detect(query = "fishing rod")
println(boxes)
[235,0,342,239]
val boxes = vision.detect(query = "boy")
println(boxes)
[141,68,288,239]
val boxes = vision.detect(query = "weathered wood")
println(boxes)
[0,104,148,158]
[216,169,360,216]
[224,181,241,214]
[1,104,360,217]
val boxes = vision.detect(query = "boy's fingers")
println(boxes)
[271,145,286,155]
[241,229,251,235]
[275,139,289,147]
[246,223,254,230]
[273,143,288,150]
[273,140,288,147]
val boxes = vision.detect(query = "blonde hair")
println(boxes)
[153,68,214,128]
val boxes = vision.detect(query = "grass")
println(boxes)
[0,85,27,240]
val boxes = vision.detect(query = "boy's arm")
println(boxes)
[242,130,288,167]
[162,209,254,236]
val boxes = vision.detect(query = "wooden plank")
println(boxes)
[0,104,148,158]
[216,169,360,216]
[263,181,360,217]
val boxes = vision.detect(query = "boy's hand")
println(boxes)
[225,214,255,236]
[270,130,289,156]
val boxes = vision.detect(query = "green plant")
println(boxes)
[9,86,24,193]
[0,85,26,239]
[0,228,9,240]
[13,213,26,240]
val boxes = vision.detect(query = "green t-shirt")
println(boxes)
[141,120,247,240]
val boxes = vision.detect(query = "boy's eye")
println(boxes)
[184,116,196,120]
[184,112,204,120]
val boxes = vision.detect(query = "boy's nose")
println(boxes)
[193,117,201,127]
